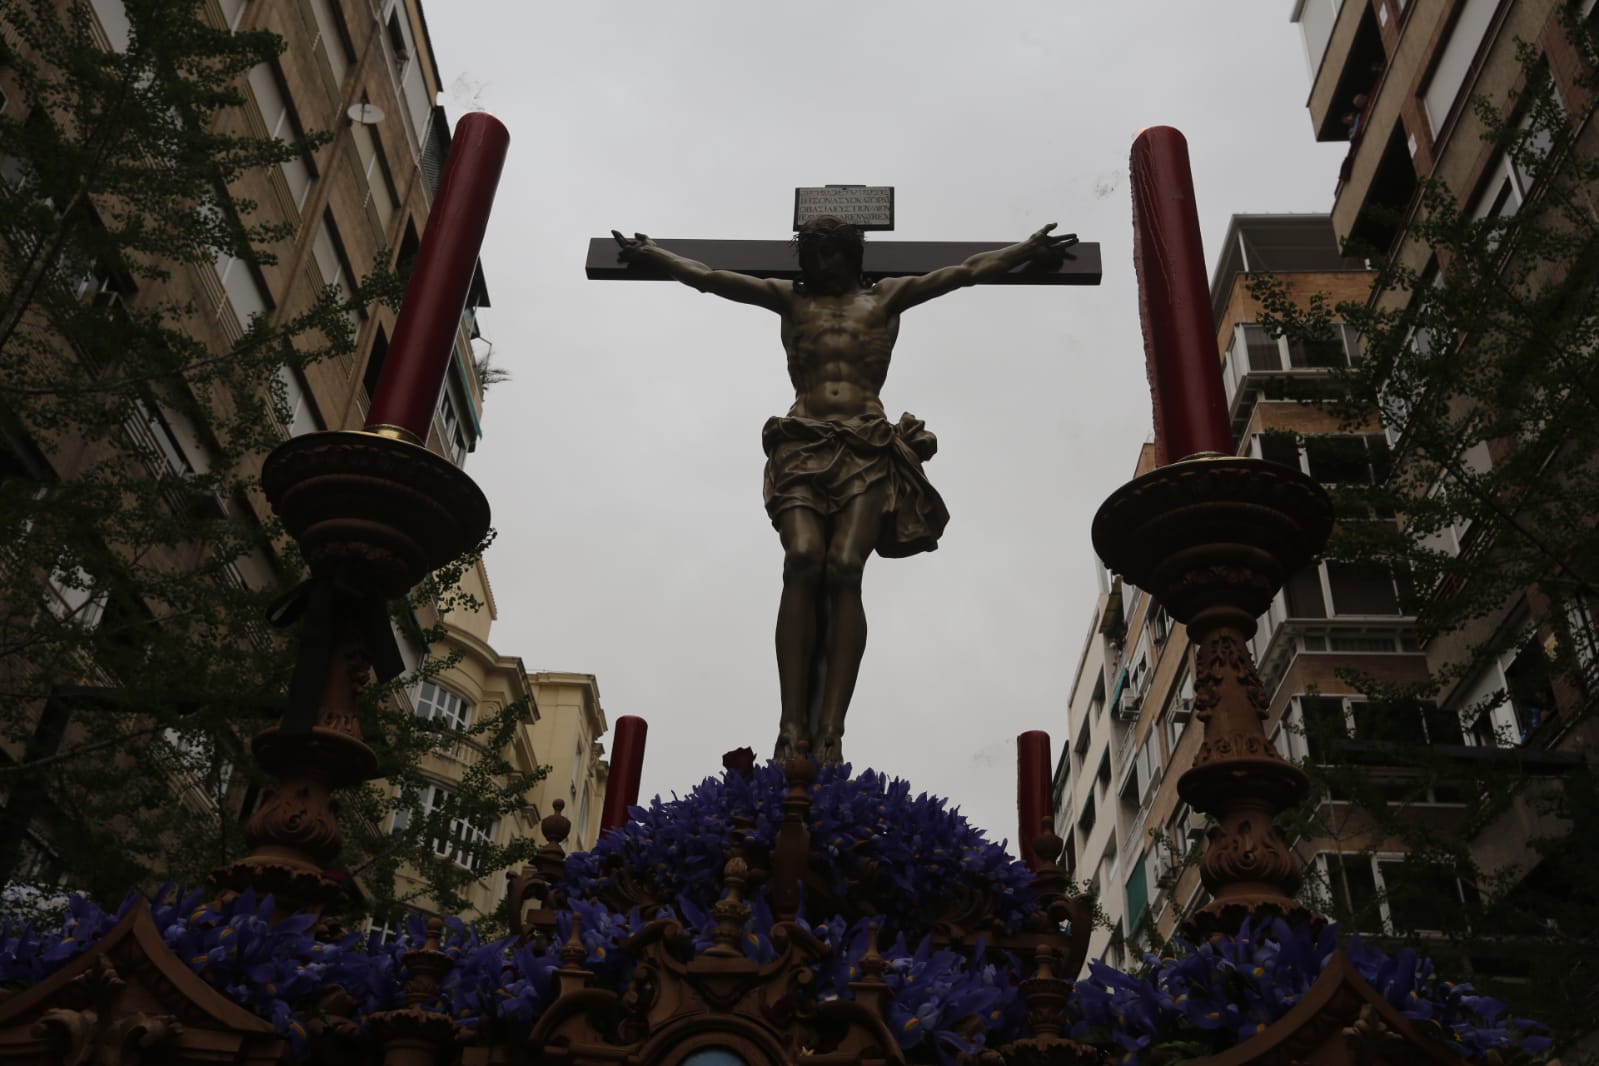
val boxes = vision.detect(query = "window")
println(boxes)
[576,786,590,849]
[1304,434,1390,486]
[386,9,411,65]
[1279,559,1405,619]
[246,64,313,209]
[351,121,397,229]
[384,3,431,142]
[1076,790,1096,837]
[1312,852,1477,934]
[311,211,360,336]
[1326,561,1401,615]
[436,369,472,467]
[413,680,471,730]
[362,329,389,405]
[1148,605,1172,646]
[1292,0,1344,80]
[391,783,497,871]
[216,0,247,30]
[45,562,106,629]
[1456,633,1558,746]
[1125,852,1150,931]
[1164,667,1194,751]
[365,908,428,946]
[88,0,130,52]
[1282,694,1463,766]
[396,220,421,283]
[128,397,194,477]
[309,0,355,85]
[272,364,322,438]
[1421,0,1498,136]
[205,193,272,331]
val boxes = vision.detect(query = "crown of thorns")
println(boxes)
[793,216,865,248]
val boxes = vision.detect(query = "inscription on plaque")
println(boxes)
[793,185,895,231]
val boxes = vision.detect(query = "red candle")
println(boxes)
[1016,730,1053,870]
[1130,127,1233,465]
[366,112,510,443]
[600,715,648,831]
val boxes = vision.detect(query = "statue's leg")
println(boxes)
[774,508,825,760]
[814,485,887,765]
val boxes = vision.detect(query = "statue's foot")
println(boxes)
[774,727,809,763]
[814,732,844,765]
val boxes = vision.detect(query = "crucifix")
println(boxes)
[592,188,1101,765]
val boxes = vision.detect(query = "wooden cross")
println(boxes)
[585,236,1102,286]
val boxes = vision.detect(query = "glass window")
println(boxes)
[311,212,360,335]
[1326,561,1400,615]
[1323,852,1382,932]
[1422,0,1498,135]
[414,680,471,730]
[1241,324,1284,372]
[272,364,322,438]
[88,0,130,52]
[309,0,354,85]
[392,783,496,871]
[247,64,312,209]
[1284,565,1328,618]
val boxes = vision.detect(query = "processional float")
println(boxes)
[0,115,1534,1066]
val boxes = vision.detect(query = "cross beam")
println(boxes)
[585,238,1102,285]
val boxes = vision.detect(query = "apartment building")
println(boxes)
[380,563,615,926]
[527,671,611,854]
[0,0,508,901]
[1055,216,1441,965]
[1286,4,1599,1018]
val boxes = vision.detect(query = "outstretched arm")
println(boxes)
[877,223,1078,314]
[612,230,789,313]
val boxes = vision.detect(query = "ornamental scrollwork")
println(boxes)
[1199,818,1302,897]
[1191,629,1271,723]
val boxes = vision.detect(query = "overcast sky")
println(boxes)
[421,2,1346,853]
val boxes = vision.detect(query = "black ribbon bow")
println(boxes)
[266,575,407,738]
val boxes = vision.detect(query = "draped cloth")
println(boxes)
[760,412,950,559]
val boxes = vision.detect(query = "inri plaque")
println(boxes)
[793,185,895,231]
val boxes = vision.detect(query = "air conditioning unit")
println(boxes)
[1116,689,1141,721]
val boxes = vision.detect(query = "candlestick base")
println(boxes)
[261,429,491,597]
[1091,455,1331,633]
[1092,456,1332,935]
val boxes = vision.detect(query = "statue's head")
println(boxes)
[794,216,865,292]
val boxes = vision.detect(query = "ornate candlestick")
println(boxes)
[1092,455,1332,935]
[212,431,490,911]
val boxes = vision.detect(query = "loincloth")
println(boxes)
[760,413,950,559]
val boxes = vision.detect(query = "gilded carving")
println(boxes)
[1191,628,1271,723]
[1200,817,1302,896]
[1191,731,1281,768]
[245,782,343,864]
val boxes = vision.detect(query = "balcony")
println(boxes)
[1305,1,1387,144]
[1249,559,1421,693]
[1221,323,1359,440]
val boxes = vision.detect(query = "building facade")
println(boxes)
[1056,216,1424,967]
[0,0,506,905]
[380,563,615,929]
[1288,0,1599,1019]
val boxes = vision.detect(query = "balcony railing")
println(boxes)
[1222,324,1360,436]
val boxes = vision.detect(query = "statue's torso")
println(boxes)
[780,286,896,420]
